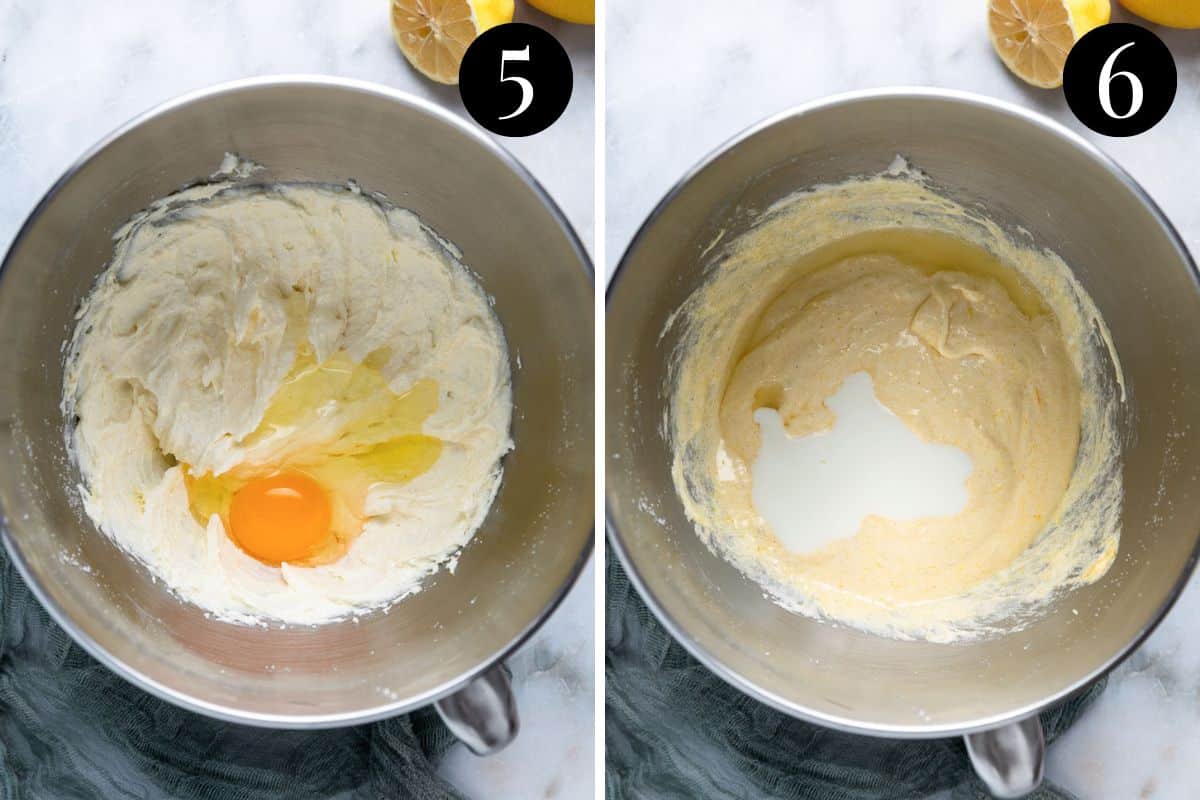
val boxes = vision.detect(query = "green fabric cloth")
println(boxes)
[0,546,462,800]
[606,555,1102,800]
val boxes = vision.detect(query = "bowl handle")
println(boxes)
[964,715,1045,798]
[434,663,520,755]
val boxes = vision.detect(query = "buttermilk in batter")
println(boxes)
[669,165,1123,642]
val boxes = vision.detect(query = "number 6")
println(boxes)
[1099,42,1144,120]
[499,46,534,121]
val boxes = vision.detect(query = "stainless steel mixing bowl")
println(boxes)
[0,76,593,744]
[606,88,1200,795]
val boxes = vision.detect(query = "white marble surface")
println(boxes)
[0,2,594,798]
[607,3,1200,798]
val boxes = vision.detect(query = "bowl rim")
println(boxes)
[604,85,1200,739]
[0,74,594,729]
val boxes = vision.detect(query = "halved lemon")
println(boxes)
[391,0,514,85]
[988,0,1111,88]
[1120,0,1200,28]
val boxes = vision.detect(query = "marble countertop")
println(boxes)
[0,2,594,798]
[607,3,1200,798]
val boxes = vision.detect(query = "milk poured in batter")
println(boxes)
[751,371,973,555]
[668,170,1123,643]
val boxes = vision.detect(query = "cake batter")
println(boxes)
[669,165,1123,642]
[64,169,512,625]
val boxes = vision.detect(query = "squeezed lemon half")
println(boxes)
[390,0,515,84]
[988,0,1111,88]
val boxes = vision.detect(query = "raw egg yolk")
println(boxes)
[228,471,332,564]
[183,345,443,567]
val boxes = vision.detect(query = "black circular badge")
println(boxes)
[459,23,573,137]
[1063,22,1176,137]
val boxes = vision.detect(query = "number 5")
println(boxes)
[1099,42,1144,120]
[499,46,533,121]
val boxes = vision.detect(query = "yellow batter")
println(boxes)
[722,248,1080,603]
[669,164,1124,642]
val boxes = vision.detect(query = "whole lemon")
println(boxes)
[527,0,594,25]
[1119,0,1200,28]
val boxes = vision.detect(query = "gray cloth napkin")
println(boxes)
[606,555,1102,800]
[0,547,462,800]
